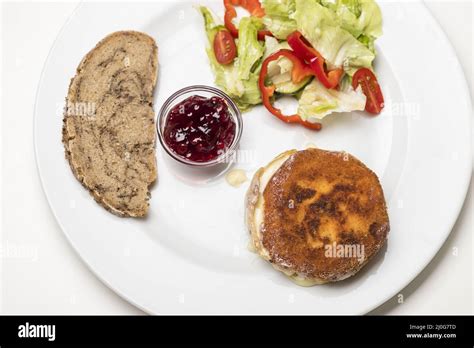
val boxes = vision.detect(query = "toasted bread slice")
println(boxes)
[246,148,389,285]
[62,31,158,217]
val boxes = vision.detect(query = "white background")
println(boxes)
[0,0,472,314]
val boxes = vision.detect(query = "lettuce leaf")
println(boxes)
[236,17,265,80]
[335,0,382,49]
[200,6,262,110]
[263,36,290,58]
[293,0,375,75]
[298,78,366,120]
[262,0,297,39]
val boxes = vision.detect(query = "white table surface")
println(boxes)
[0,0,472,315]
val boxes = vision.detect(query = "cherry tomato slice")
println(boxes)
[352,68,385,114]
[213,30,237,65]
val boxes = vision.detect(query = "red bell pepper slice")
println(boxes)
[224,0,273,41]
[287,31,343,89]
[259,49,322,131]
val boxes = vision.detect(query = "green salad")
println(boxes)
[200,0,384,129]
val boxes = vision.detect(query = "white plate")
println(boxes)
[35,0,472,314]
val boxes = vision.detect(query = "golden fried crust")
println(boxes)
[261,148,389,282]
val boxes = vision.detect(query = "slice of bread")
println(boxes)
[62,31,158,217]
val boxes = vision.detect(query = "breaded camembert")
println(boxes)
[245,148,389,285]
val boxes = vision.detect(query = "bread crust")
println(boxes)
[62,31,158,217]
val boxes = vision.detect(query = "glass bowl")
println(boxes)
[157,85,243,167]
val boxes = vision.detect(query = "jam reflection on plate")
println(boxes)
[163,95,236,163]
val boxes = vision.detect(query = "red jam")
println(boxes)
[164,95,236,163]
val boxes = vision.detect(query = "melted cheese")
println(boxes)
[253,151,296,259]
[226,169,248,188]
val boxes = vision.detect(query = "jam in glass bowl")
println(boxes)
[157,86,242,167]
